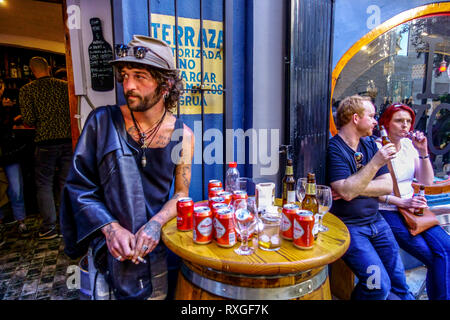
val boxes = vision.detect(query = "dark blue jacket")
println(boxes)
[60,105,154,299]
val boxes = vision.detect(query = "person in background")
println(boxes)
[19,57,73,240]
[60,35,194,300]
[54,68,67,81]
[377,103,450,300]
[327,95,414,300]
[0,82,30,246]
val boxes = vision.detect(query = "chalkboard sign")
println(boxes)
[88,17,114,91]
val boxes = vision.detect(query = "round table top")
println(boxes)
[162,200,350,275]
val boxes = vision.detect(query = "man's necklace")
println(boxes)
[129,108,167,167]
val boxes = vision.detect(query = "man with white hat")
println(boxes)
[60,35,194,300]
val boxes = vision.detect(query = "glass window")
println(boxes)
[333,15,450,179]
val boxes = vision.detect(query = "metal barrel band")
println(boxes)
[181,263,328,300]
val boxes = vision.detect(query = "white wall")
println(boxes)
[252,0,285,184]
[67,0,116,130]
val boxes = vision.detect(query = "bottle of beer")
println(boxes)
[415,185,425,216]
[380,125,391,146]
[282,159,296,206]
[302,173,319,238]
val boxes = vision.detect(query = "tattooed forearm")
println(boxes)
[176,165,191,189]
[143,220,162,240]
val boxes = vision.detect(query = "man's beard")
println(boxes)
[125,88,164,112]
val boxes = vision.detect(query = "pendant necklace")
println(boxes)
[129,108,167,167]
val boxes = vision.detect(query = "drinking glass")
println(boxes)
[296,178,307,204]
[316,185,332,232]
[236,177,248,193]
[233,198,257,255]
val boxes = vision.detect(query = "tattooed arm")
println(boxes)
[132,124,195,264]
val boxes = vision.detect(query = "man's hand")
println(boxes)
[331,188,343,201]
[372,143,397,168]
[101,222,136,262]
[131,220,162,264]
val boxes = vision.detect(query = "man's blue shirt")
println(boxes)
[327,134,389,226]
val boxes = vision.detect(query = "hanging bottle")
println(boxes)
[88,17,114,91]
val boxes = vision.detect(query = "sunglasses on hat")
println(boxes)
[114,44,170,69]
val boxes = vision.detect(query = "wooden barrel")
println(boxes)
[175,261,330,300]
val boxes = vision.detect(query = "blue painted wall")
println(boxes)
[333,0,449,69]
[112,0,251,202]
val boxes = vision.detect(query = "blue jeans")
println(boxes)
[343,215,415,300]
[0,163,26,221]
[34,143,72,229]
[380,210,450,300]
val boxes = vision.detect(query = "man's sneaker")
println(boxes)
[17,223,31,238]
[38,226,58,240]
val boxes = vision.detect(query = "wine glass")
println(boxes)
[233,198,257,255]
[316,185,332,232]
[296,178,307,204]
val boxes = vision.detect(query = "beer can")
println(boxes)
[293,210,314,250]
[217,191,233,205]
[208,187,224,199]
[212,202,229,216]
[177,197,194,231]
[232,190,248,204]
[193,206,213,245]
[281,203,299,240]
[214,207,236,248]
[209,196,225,211]
[208,180,223,193]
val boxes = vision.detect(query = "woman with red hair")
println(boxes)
[376,103,450,300]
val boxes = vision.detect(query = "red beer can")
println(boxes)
[217,191,233,205]
[214,207,236,248]
[176,197,194,231]
[293,210,314,250]
[212,202,229,216]
[232,190,248,204]
[208,187,224,199]
[193,206,213,245]
[208,180,223,193]
[281,203,299,240]
[209,196,225,211]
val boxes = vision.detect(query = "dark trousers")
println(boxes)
[34,142,72,229]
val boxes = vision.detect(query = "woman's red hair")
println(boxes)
[378,103,416,132]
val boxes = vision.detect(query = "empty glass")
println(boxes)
[316,185,332,232]
[233,198,257,255]
[296,178,307,203]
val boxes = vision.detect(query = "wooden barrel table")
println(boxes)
[161,200,350,300]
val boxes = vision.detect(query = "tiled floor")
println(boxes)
[0,215,80,300]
